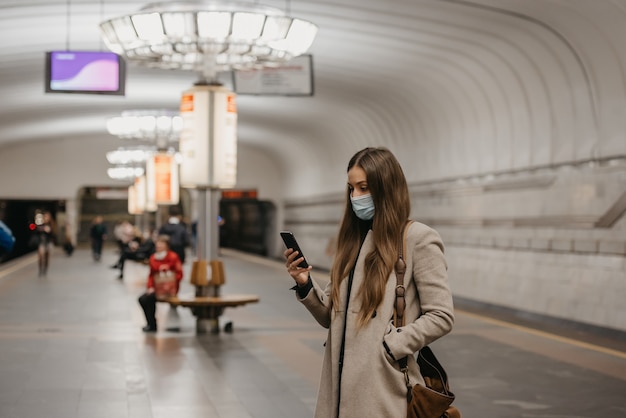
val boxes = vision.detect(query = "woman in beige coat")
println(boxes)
[285,147,455,418]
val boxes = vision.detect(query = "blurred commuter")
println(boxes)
[34,211,56,276]
[0,220,15,261]
[158,207,190,264]
[284,147,455,417]
[62,221,74,256]
[114,230,156,280]
[89,216,107,261]
[111,220,134,265]
[138,235,183,332]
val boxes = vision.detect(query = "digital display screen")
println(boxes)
[233,54,314,96]
[45,51,125,95]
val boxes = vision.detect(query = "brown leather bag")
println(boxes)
[394,221,461,418]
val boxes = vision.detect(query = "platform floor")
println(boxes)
[0,247,625,418]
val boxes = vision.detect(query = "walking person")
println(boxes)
[89,216,107,261]
[158,206,190,264]
[62,221,74,256]
[34,211,56,276]
[284,147,455,418]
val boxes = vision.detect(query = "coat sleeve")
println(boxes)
[298,276,333,328]
[384,224,455,358]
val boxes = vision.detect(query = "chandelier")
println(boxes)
[99,1,318,80]
[106,146,182,164]
[106,109,183,181]
[106,147,148,181]
[107,166,146,180]
[106,106,183,180]
[106,146,154,165]
[106,145,182,181]
[106,110,182,148]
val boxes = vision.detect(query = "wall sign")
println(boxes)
[179,85,237,188]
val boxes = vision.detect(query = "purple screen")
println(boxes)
[49,51,120,92]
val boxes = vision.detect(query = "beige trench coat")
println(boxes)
[299,222,454,418]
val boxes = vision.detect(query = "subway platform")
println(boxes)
[0,247,625,418]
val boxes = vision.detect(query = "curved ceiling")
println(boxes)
[1,0,625,197]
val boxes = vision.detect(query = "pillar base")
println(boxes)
[196,318,219,334]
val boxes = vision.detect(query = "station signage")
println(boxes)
[146,153,179,205]
[178,85,237,188]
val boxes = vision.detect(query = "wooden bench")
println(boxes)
[157,259,260,334]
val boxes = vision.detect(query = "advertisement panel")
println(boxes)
[179,85,237,188]
[134,176,147,213]
[127,185,142,215]
[146,153,179,205]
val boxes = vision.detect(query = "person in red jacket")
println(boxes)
[138,235,183,332]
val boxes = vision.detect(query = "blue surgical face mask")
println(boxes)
[350,193,375,220]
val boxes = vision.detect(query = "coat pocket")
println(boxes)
[381,320,401,368]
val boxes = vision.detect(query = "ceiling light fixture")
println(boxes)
[107,166,146,180]
[106,146,154,165]
[106,144,181,182]
[106,110,182,149]
[99,0,318,81]
[106,146,181,165]
[105,110,182,181]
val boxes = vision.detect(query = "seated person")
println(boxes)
[113,232,156,279]
[137,235,183,332]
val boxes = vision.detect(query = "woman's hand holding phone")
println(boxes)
[284,248,312,286]
[281,231,312,286]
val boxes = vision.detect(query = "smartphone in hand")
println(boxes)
[280,231,310,268]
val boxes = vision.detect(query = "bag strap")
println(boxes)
[393,221,413,396]
[393,220,455,403]
[393,220,412,328]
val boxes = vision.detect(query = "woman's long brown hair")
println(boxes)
[330,147,411,328]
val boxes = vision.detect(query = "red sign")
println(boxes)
[227,94,237,113]
[222,189,257,199]
[180,94,194,112]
